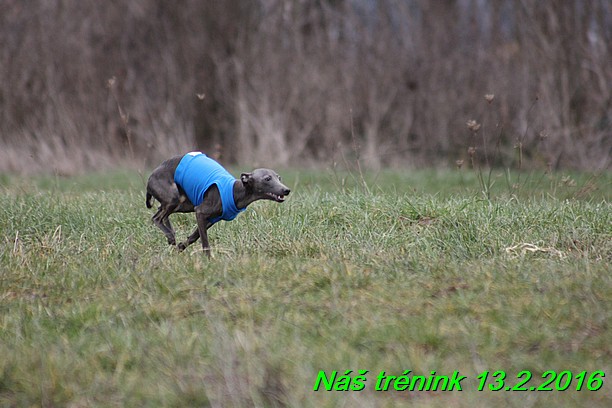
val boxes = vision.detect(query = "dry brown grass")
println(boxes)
[0,1,610,173]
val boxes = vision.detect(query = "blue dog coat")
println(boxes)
[174,152,245,224]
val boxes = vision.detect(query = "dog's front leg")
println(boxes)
[196,212,212,257]
[177,227,199,252]
[177,219,213,253]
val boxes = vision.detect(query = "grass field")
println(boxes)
[0,168,610,407]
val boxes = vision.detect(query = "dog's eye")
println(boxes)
[278,176,282,181]
[265,176,272,182]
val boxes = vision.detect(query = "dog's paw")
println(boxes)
[176,243,186,252]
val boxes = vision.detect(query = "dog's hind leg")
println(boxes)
[148,177,184,246]
[161,215,177,245]
[152,205,178,246]
[162,216,175,236]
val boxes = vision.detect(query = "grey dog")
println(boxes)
[146,152,290,255]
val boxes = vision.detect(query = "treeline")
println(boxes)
[0,0,610,174]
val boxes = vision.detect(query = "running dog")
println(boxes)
[146,151,290,256]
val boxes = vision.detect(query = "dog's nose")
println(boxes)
[283,188,291,196]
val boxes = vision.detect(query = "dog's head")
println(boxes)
[240,169,290,202]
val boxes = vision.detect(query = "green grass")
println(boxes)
[0,168,610,407]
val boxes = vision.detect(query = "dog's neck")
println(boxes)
[232,180,258,209]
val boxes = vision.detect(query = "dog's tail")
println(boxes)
[146,191,154,209]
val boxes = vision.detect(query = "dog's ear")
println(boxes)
[240,172,253,186]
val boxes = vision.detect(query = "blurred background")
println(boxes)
[0,0,610,174]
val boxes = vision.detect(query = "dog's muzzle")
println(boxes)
[267,188,290,202]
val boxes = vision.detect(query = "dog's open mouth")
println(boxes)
[266,192,286,202]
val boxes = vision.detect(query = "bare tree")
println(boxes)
[0,0,609,173]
